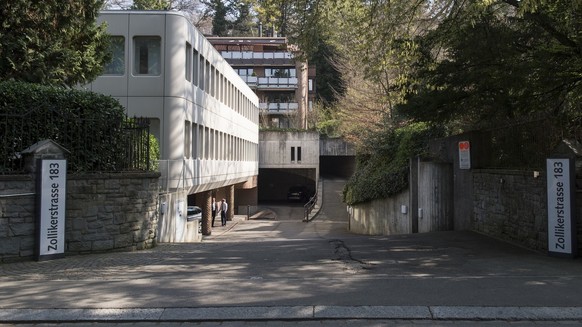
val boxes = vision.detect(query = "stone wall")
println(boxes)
[0,173,160,262]
[0,175,35,262]
[473,169,582,253]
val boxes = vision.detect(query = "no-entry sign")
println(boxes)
[458,141,471,169]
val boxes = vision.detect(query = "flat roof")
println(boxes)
[207,37,288,46]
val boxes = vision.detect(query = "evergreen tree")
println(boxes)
[211,0,230,36]
[231,1,256,36]
[398,0,582,130]
[0,0,111,87]
[131,0,171,10]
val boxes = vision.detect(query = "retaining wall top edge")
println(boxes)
[0,174,33,181]
[67,172,161,180]
[473,168,544,176]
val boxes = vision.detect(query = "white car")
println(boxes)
[187,206,202,221]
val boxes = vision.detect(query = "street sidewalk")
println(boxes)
[1,179,582,324]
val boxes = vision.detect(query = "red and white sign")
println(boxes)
[458,141,471,169]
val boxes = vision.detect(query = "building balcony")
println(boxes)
[257,77,298,89]
[221,51,294,60]
[259,102,299,114]
[241,75,258,87]
[240,76,297,90]
[240,76,297,89]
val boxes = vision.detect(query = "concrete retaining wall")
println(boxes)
[348,190,410,235]
[0,173,160,262]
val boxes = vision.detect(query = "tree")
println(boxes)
[0,0,111,87]
[103,0,212,33]
[397,0,582,131]
[207,0,230,36]
[312,0,434,148]
[231,0,256,36]
[132,0,171,9]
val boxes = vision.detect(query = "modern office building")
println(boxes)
[84,11,260,242]
[207,37,316,130]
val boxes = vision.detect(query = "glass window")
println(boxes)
[199,55,205,90]
[104,36,125,75]
[193,49,199,86]
[265,68,295,78]
[192,124,198,159]
[185,42,192,82]
[133,36,161,75]
[184,121,191,158]
[291,146,295,162]
[236,68,254,76]
[205,61,211,94]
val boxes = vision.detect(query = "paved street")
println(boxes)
[1,179,582,326]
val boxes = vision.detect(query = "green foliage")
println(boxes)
[230,1,256,36]
[0,0,110,87]
[210,0,230,36]
[397,0,582,130]
[0,81,144,173]
[308,37,344,105]
[148,134,161,171]
[131,0,171,10]
[315,106,341,137]
[343,123,445,205]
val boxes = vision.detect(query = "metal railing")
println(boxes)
[221,51,293,60]
[259,102,299,113]
[303,193,318,222]
[240,76,298,89]
[1,107,152,174]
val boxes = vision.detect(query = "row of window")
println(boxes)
[184,121,258,162]
[102,36,258,123]
[185,42,257,123]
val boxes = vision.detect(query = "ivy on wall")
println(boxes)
[343,122,445,205]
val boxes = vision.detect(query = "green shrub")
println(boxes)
[343,122,444,205]
[0,81,151,173]
[148,134,161,171]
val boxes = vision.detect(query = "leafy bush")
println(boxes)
[343,122,444,205]
[148,134,161,171]
[0,81,150,173]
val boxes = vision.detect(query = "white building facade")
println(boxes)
[85,11,259,242]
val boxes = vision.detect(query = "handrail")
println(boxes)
[303,193,317,222]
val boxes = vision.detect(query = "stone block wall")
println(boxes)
[473,169,582,253]
[0,173,160,262]
[0,175,36,261]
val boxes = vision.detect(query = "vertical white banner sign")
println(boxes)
[37,159,67,260]
[546,158,575,257]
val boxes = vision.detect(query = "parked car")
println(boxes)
[187,206,202,222]
[287,185,310,202]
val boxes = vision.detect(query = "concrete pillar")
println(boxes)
[228,185,234,220]
[202,190,212,236]
[21,139,70,261]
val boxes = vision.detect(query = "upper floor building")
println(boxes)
[207,37,316,129]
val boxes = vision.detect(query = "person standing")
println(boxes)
[220,198,228,226]
[211,198,217,227]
